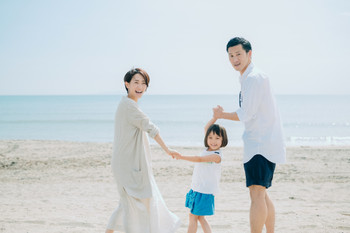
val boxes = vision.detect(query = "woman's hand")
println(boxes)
[167,149,181,159]
[154,134,182,159]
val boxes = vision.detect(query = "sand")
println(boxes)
[0,140,349,233]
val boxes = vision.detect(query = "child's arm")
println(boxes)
[204,117,218,134]
[178,154,221,163]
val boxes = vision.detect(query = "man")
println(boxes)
[213,37,286,233]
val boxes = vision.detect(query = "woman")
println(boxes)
[105,68,181,233]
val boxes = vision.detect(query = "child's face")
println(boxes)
[207,131,223,151]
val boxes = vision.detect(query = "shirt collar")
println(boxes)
[205,148,221,153]
[123,95,137,104]
[239,62,254,84]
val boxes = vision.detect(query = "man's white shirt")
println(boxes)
[235,62,286,164]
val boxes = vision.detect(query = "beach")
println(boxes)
[0,140,349,233]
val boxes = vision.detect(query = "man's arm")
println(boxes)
[213,105,240,121]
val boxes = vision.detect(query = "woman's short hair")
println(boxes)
[204,124,228,148]
[124,68,150,92]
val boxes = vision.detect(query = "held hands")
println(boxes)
[167,149,182,160]
[213,105,224,119]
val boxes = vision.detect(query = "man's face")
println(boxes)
[228,44,252,75]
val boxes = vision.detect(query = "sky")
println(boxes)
[0,0,350,95]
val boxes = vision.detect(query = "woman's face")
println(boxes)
[125,73,147,101]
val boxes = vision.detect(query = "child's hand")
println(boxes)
[213,105,224,119]
[168,149,181,159]
[173,153,182,160]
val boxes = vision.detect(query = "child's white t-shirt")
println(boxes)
[190,149,222,195]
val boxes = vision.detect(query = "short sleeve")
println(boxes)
[203,150,222,158]
[213,151,222,157]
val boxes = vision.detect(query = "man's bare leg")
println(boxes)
[265,193,275,233]
[249,185,268,233]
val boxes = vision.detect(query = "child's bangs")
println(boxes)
[208,125,223,137]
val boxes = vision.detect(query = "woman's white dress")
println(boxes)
[106,96,180,233]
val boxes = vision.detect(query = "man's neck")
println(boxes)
[240,61,252,76]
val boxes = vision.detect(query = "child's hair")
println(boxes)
[124,68,150,92]
[204,124,228,148]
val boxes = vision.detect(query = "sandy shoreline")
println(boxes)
[0,140,350,232]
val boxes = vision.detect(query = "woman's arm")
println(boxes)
[127,103,159,138]
[178,154,221,163]
[126,101,179,159]
[154,134,180,158]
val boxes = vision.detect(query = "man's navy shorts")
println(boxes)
[244,154,276,189]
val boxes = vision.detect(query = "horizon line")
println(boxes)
[1,93,349,96]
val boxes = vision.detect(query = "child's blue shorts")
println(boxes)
[185,189,215,216]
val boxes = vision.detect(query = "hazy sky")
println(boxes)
[1,0,350,95]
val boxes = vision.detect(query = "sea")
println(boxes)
[0,95,350,146]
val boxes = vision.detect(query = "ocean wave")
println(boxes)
[287,136,350,145]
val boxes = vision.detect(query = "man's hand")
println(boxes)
[213,105,224,119]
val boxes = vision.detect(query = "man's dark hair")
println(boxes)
[226,37,252,53]
[123,68,150,92]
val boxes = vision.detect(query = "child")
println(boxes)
[176,117,228,233]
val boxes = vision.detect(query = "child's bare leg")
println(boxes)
[187,213,199,233]
[198,216,212,233]
[105,230,113,233]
